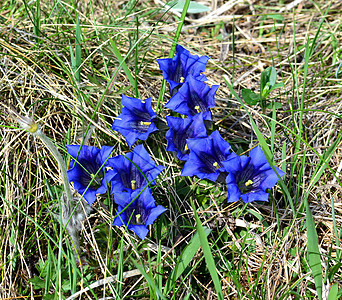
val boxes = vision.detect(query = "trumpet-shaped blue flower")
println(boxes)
[67,145,115,206]
[166,113,207,161]
[113,188,167,240]
[157,44,209,95]
[111,95,158,148]
[165,75,219,121]
[108,144,165,194]
[181,130,235,182]
[222,146,285,203]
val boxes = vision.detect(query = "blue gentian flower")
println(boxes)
[181,130,235,182]
[222,146,285,203]
[67,145,115,206]
[165,75,219,121]
[157,44,209,95]
[108,144,165,194]
[166,113,207,161]
[111,95,158,148]
[113,188,167,240]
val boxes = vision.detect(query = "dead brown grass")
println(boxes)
[0,0,342,299]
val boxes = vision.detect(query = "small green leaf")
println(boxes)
[29,276,46,289]
[266,102,282,109]
[327,283,338,300]
[268,14,284,21]
[166,1,211,14]
[269,82,284,92]
[269,67,277,86]
[261,82,271,98]
[241,89,260,105]
[261,67,277,92]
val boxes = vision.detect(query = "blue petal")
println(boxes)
[249,146,269,170]
[166,114,207,161]
[145,205,167,225]
[241,190,269,203]
[165,86,190,114]
[67,145,100,162]
[109,145,164,194]
[226,175,242,203]
[128,225,149,240]
[111,95,158,147]
[113,206,128,226]
[112,188,163,240]
[177,45,209,79]
[113,190,135,208]
[132,144,165,179]
[181,131,234,181]
[187,75,218,109]
[157,45,210,94]
[82,188,101,206]
[222,155,250,174]
[97,146,114,165]
[66,145,82,160]
[71,178,101,206]
[259,167,285,191]
[165,77,218,119]
[67,145,110,206]
[181,151,220,181]
[210,130,232,159]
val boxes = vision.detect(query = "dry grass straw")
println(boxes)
[0,0,341,298]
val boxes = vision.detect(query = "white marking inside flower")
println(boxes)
[213,162,220,169]
[180,76,185,83]
[140,121,151,126]
[141,99,145,104]
[194,105,201,113]
[131,180,136,190]
[245,180,253,186]
[184,143,189,151]
[135,213,141,224]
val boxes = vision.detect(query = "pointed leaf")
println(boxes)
[241,89,260,105]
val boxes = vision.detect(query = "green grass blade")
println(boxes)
[74,16,82,82]
[34,0,41,44]
[331,197,341,261]
[307,132,342,190]
[131,258,167,300]
[156,240,163,293]
[165,227,211,293]
[191,199,224,300]
[305,198,323,300]
[109,38,139,98]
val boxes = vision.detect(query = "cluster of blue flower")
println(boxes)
[67,144,166,239]
[67,45,285,240]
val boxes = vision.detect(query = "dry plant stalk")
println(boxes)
[6,104,84,259]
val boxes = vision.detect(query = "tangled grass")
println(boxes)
[0,0,341,299]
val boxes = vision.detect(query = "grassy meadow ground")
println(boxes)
[0,0,342,299]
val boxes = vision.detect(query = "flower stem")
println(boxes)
[33,128,81,255]
[9,108,82,257]
[34,128,73,208]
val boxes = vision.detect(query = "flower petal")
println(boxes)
[145,205,167,225]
